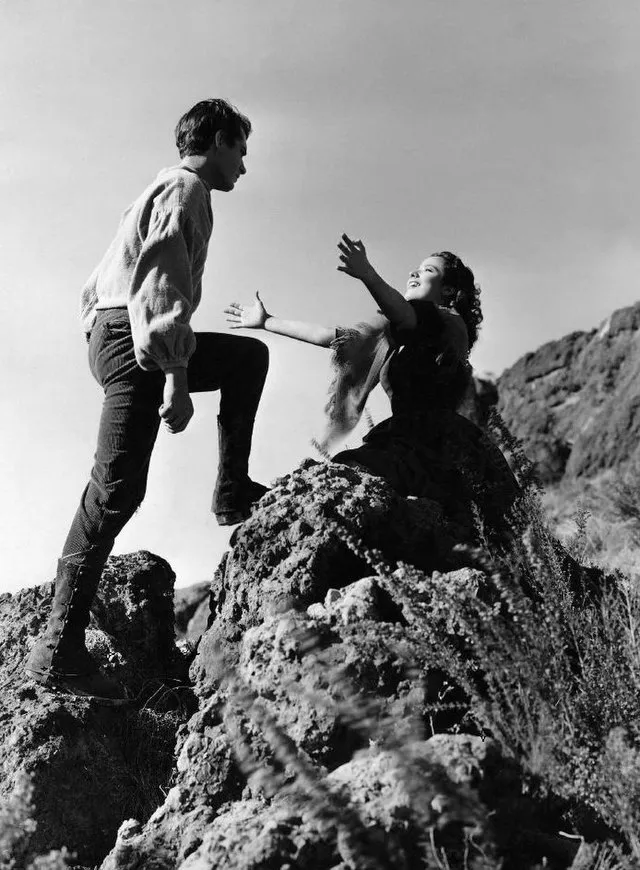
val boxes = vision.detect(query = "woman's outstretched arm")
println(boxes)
[337,234,417,331]
[224,292,336,347]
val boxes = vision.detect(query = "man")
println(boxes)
[26,99,269,702]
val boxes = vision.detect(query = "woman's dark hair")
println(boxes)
[175,99,252,158]
[430,251,483,349]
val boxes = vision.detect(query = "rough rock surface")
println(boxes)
[174,582,210,645]
[458,375,499,429]
[100,462,582,870]
[497,301,640,483]
[0,552,190,867]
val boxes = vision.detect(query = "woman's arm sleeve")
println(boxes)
[389,300,444,345]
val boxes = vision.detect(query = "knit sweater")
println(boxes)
[80,165,213,371]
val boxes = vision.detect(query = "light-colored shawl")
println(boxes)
[315,312,392,454]
[314,305,470,455]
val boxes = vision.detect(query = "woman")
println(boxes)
[225,234,518,541]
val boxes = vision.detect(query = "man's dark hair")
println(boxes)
[175,99,251,158]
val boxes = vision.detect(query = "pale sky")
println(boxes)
[2,0,639,593]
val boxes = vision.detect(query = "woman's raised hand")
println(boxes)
[337,234,374,281]
[224,292,269,329]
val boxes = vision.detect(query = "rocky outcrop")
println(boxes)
[2,445,619,869]
[99,461,588,870]
[0,552,192,868]
[174,582,210,646]
[458,375,499,429]
[497,301,640,483]
[6,289,640,868]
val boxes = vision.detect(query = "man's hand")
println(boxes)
[224,291,269,329]
[337,234,376,282]
[159,368,194,434]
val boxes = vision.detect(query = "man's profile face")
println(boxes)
[206,129,247,192]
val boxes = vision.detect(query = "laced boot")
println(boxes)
[25,559,127,704]
[212,415,269,526]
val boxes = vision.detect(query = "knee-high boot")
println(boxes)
[25,559,126,702]
[212,415,268,525]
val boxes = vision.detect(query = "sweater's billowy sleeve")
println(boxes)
[128,207,202,372]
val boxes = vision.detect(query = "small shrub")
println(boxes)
[426,423,640,862]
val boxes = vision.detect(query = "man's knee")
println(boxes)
[92,473,147,527]
[241,336,269,375]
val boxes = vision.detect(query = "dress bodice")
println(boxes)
[381,300,471,416]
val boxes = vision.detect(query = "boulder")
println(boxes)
[101,462,581,870]
[0,552,190,868]
[174,582,210,646]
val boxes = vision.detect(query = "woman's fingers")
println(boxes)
[224,303,245,327]
[338,234,365,255]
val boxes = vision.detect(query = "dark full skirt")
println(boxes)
[332,410,520,543]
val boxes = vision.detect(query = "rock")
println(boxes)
[458,375,499,429]
[0,552,189,868]
[497,301,640,483]
[101,462,578,870]
[174,741,492,870]
[174,582,210,645]
[199,459,473,679]
[183,598,211,647]
[2,449,604,868]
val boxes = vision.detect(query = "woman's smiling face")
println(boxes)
[404,256,447,303]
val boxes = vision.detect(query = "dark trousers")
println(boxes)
[61,309,268,573]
